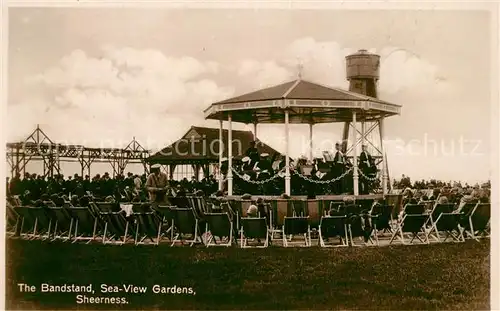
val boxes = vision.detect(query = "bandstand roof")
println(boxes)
[204,79,401,124]
[146,126,282,165]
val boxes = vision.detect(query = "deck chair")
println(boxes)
[390,214,430,245]
[134,212,163,245]
[430,213,464,243]
[100,211,132,245]
[426,203,456,241]
[153,204,175,239]
[6,205,20,237]
[205,212,234,247]
[15,206,37,239]
[348,213,377,246]
[282,216,311,247]
[370,204,394,237]
[318,216,349,247]
[464,203,490,240]
[239,217,270,248]
[68,207,99,244]
[170,208,203,246]
[47,206,73,241]
[21,207,53,240]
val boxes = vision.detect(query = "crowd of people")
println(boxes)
[6,171,219,208]
[5,139,490,207]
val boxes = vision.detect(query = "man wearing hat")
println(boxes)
[332,142,347,194]
[245,141,260,164]
[359,144,374,194]
[146,164,169,204]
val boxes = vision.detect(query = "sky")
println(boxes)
[5,8,494,182]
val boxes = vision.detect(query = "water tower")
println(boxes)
[342,49,389,191]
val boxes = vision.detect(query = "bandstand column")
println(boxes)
[309,123,313,161]
[379,117,387,195]
[352,111,359,196]
[285,110,291,196]
[253,122,258,141]
[218,119,223,191]
[228,114,233,196]
[361,121,366,146]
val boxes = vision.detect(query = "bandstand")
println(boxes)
[204,49,401,198]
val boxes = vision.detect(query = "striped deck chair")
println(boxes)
[205,212,234,247]
[187,196,209,219]
[68,207,99,244]
[47,207,73,241]
[464,203,490,241]
[389,213,430,245]
[426,203,456,241]
[318,216,349,247]
[430,213,464,243]
[133,211,163,245]
[6,205,20,237]
[282,216,311,247]
[100,211,132,245]
[239,217,270,248]
[170,208,203,246]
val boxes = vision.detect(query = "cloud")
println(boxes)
[237,37,450,95]
[9,47,234,150]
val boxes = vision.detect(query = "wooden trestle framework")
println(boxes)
[6,125,151,178]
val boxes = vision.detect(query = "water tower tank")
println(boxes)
[345,49,380,98]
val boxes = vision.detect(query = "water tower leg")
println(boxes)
[378,118,387,195]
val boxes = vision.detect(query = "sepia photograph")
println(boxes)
[2,1,497,310]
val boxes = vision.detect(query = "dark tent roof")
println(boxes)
[146,126,282,165]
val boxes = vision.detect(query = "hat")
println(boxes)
[242,156,250,163]
[260,153,269,157]
[221,157,228,162]
[335,141,342,146]
[151,164,161,170]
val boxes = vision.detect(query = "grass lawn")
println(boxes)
[6,238,489,310]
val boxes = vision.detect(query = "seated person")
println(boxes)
[246,204,259,217]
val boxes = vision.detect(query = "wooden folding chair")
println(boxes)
[48,206,73,241]
[6,205,20,237]
[69,207,99,244]
[239,217,269,248]
[431,213,464,243]
[318,216,349,247]
[390,214,430,245]
[134,212,163,245]
[282,216,311,247]
[205,212,234,247]
[464,203,490,241]
[170,208,203,246]
[100,211,132,245]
